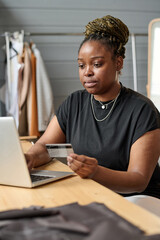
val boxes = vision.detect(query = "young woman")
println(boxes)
[26,15,160,198]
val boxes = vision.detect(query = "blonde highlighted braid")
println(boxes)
[79,15,129,59]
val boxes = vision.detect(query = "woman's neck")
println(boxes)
[93,81,121,102]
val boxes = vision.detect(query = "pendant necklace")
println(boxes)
[98,98,115,109]
[91,89,121,122]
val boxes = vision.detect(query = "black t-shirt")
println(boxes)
[56,84,160,196]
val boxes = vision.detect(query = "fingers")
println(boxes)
[67,156,86,171]
[26,160,32,171]
[68,153,97,165]
[25,154,33,171]
[67,154,98,178]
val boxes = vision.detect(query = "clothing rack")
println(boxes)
[0,32,148,37]
[0,32,84,37]
[0,31,148,92]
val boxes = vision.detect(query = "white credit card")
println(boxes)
[46,143,73,158]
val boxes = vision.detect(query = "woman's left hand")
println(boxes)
[67,153,98,178]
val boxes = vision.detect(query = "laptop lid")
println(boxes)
[0,117,74,188]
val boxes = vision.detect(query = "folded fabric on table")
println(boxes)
[0,202,159,240]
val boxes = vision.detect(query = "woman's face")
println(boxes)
[78,40,123,100]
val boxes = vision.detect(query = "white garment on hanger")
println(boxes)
[5,32,24,127]
[0,84,6,104]
[32,45,54,131]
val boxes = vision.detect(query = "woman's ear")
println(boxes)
[116,56,123,71]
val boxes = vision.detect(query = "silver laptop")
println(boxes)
[0,117,74,188]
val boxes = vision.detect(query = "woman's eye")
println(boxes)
[78,64,85,69]
[94,63,102,68]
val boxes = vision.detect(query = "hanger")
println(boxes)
[9,41,18,60]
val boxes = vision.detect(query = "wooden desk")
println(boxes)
[0,141,160,236]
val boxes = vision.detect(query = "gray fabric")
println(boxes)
[0,202,158,240]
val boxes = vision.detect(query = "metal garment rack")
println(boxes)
[0,31,148,92]
[0,32,84,37]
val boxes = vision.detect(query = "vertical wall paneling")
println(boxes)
[0,0,160,112]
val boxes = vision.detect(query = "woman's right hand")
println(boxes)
[25,152,36,171]
[24,116,66,171]
[25,142,52,171]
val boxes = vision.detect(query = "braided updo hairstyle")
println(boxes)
[79,15,129,59]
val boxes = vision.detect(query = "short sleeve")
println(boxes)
[56,95,71,135]
[132,101,160,144]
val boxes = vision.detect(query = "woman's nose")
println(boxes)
[84,66,93,77]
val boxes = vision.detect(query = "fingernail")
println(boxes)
[67,156,73,161]
[67,161,71,167]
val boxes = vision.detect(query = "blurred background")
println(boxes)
[0,0,160,114]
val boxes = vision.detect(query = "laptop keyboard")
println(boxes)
[30,175,54,182]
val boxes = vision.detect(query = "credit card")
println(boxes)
[46,143,73,158]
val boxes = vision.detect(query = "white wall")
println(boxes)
[0,0,160,113]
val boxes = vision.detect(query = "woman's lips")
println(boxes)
[84,81,97,88]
